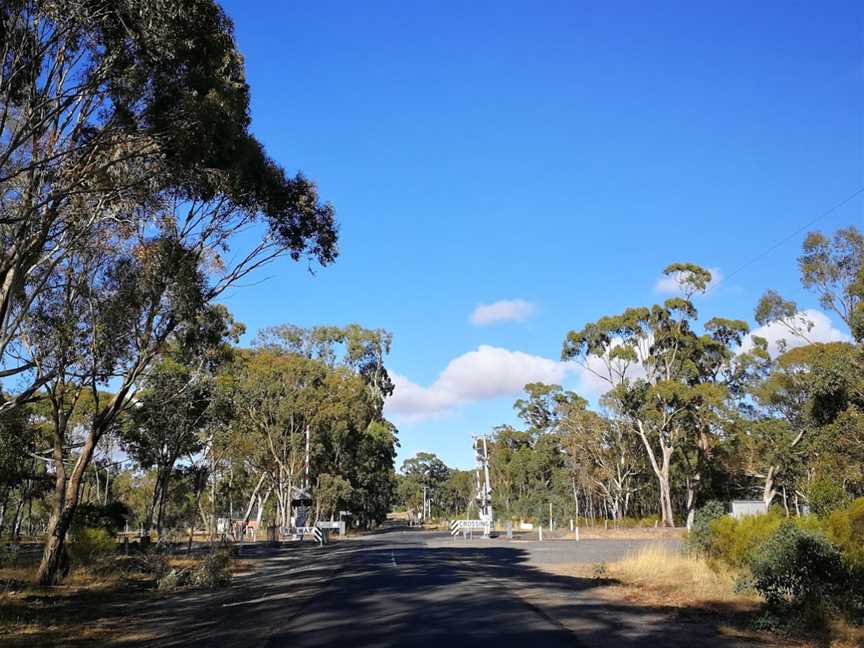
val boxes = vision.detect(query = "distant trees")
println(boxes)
[219,325,398,532]
[561,264,756,526]
[479,226,864,528]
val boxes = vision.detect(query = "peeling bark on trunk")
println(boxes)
[635,420,676,527]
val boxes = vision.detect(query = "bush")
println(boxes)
[190,547,233,588]
[825,497,864,567]
[750,522,846,611]
[806,476,849,516]
[709,510,784,568]
[158,567,191,590]
[686,501,726,555]
[72,502,130,535]
[0,543,20,567]
[611,515,660,528]
[68,527,116,567]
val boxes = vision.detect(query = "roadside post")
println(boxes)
[311,526,326,547]
[539,524,543,542]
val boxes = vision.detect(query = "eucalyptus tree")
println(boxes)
[4,1,340,584]
[0,0,336,408]
[752,226,864,503]
[400,451,449,516]
[561,264,753,526]
[225,343,396,531]
[123,359,211,537]
[254,324,394,409]
[558,395,644,522]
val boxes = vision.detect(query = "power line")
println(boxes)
[719,186,864,287]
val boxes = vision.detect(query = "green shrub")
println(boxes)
[190,548,233,588]
[72,502,130,535]
[750,522,846,611]
[637,515,660,528]
[68,527,116,567]
[0,543,20,567]
[157,567,192,590]
[806,476,850,516]
[825,497,864,567]
[686,501,726,555]
[709,510,784,568]
[612,515,660,528]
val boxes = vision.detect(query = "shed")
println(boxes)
[730,500,767,519]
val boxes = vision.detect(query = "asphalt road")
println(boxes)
[121,527,761,648]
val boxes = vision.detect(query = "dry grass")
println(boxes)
[539,545,864,647]
[607,543,752,608]
[0,551,248,647]
[560,526,686,541]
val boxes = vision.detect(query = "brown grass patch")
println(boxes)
[0,549,247,647]
[561,527,686,541]
[606,543,753,608]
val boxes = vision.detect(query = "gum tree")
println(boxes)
[6,1,340,584]
[561,263,751,527]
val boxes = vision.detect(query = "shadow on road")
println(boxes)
[103,526,763,648]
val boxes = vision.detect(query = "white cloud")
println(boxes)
[741,309,848,357]
[469,299,536,326]
[385,345,568,423]
[655,266,723,296]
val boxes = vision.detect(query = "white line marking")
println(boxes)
[391,551,397,567]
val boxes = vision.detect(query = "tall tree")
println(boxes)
[561,263,748,526]
[7,0,340,584]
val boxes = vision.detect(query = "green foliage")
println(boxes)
[68,528,116,567]
[72,502,131,536]
[709,511,785,568]
[613,516,661,528]
[191,547,234,588]
[157,568,190,591]
[0,403,37,489]
[0,543,20,568]
[686,501,727,555]
[315,473,353,520]
[807,475,850,516]
[750,523,846,611]
[826,497,864,567]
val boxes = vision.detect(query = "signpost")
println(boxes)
[450,519,486,539]
[473,435,493,537]
[317,520,345,535]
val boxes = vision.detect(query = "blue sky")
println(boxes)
[217,0,863,469]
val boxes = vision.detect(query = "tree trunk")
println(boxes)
[762,466,778,507]
[238,471,267,540]
[635,421,676,527]
[37,426,101,584]
[0,490,8,538]
[685,476,697,530]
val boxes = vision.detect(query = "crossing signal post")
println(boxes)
[473,435,493,536]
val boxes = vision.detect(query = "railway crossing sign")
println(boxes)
[450,519,487,536]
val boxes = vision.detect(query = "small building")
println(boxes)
[730,500,767,519]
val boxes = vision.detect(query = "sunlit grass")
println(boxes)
[609,543,751,607]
